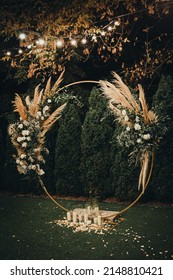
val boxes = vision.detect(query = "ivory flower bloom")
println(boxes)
[134,123,141,130]
[122,109,127,116]
[143,134,151,140]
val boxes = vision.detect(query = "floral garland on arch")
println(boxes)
[100,72,167,194]
[8,71,66,177]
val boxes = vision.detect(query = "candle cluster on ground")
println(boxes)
[67,206,102,226]
[53,207,122,233]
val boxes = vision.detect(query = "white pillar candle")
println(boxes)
[94,217,98,225]
[87,206,91,215]
[98,215,102,226]
[78,213,83,222]
[84,213,88,224]
[67,211,71,221]
[72,211,77,223]
[95,207,100,216]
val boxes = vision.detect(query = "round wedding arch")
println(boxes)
[8,71,165,220]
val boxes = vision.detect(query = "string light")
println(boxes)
[19,33,26,40]
[92,35,97,42]
[1,1,172,59]
[18,49,23,54]
[70,39,77,46]
[101,30,106,36]
[81,38,87,44]
[36,38,45,46]
[114,20,120,26]
[107,26,113,31]
[56,39,63,47]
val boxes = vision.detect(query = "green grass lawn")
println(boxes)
[0,195,172,260]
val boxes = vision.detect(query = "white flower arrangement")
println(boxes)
[8,72,66,176]
[100,72,167,193]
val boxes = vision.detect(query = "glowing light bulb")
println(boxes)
[18,49,23,54]
[27,44,32,49]
[114,20,120,26]
[56,40,63,47]
[108,26,113,31]
[70,39,77,46]
[19,33,26,40]
[36,38,45,46]
[92,35,97,42]
[101,30,106,36]
[81,38,87,44]
[6,51,11,56]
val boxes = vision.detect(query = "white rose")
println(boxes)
[44,105,49,111]
[41,116,44,120]
[126,126,131,131]
[22,142,27,148]
[16,159,20,164]
[37,111,42,116]
[20,154,26,159]
[124,116,129,122]
[134,123,141,130]
[137,138,142,143]
[17,137,22,142]
[18,123,23,129]
[135,116,140,122]
[26,137,31,141]
[143,134,151,140]
[22,130,29,136]
[122,109,127,116]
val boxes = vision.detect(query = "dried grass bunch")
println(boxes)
[100,72,166,193]
[8,71,66,176]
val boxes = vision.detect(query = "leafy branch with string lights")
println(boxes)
[0,0,172,82]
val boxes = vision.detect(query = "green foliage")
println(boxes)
[1,114,39,193]
[54,102,82,195]
[0,125,3,190]
[153,75,173,119]
[110,123,140,201]
[81,87,114,198]
[1,75,173,203]
[150,75,173,202]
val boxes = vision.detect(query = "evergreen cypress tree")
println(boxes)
[0,123,3,190]
[151,75,173,202]
[110,123,139,201]
[81,87,114,198]
[54,103,82,195]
